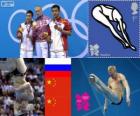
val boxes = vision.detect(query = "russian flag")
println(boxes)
[45,58,71,116]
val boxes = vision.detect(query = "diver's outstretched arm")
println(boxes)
[120,74,131,106]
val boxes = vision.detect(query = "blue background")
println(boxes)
[0,0,88,57]
[72,58,140,116]
[89,1,139,57]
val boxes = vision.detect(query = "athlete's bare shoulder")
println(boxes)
[118,73,126,80]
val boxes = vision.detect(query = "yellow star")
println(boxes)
[47,99,52,104]
[47,80,52,85]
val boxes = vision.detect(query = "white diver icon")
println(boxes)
[92,4,136,51]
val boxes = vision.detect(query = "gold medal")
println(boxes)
[18,27,23,33]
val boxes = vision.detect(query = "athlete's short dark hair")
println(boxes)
[51,4,60,11]
[26,10,34,17]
